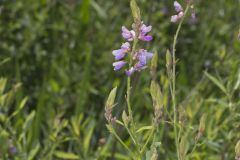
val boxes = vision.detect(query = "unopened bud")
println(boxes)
[130,0,141,25]
[105,87,117,123]
[106,87,117,109]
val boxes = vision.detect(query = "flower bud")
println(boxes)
[166,49,172,68]
[122,110,129,126]
[105,87,117,109]
[105,87,117,123]
[130,0,141,25]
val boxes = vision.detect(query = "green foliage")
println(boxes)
[0,0,239,159]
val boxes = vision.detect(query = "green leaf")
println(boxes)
[83,121,95,155]
[115,120,124,126]
[91,0,107,19]
[28,143,40,160]
[71,116,80,136]
[136,126,153,133]
[179,134,189,159]
[54,151,79,159]
[204,71,227,94]
[80,0,90,24]
[0,58,10,66]
[9,96,28,119]
[0,78,7,94]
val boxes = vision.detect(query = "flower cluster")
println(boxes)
[171,1,184,23]
[112,22,153,76]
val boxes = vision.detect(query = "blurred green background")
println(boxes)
[0,0,240,159]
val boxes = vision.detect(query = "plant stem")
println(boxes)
[109,124,136,158]
[127,39,138,129]
[171,5,190,160]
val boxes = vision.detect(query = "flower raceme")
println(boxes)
[112,22,153,76]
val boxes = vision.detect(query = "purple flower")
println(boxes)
[9,147,17,155]
[174,1,183,13]
[122,26,136,41]
[126,67,136,76]
[133,49,153,71]
[171,1,184,23]
[112,42,130,60]
[134,62,146,71]
[139,23,153,41]
[171,11,184,23]
[138,49,153,63]
[113,61,127,71]
[112,21,153,76]
[171,15,179,23]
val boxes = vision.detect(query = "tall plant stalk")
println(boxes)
[127,39,138,129]
[171,5,190,160]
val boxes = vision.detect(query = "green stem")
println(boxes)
[109,124,136,158]
[171,5,190,160]
[127,39,138,129]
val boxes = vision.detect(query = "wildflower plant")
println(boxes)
[105,0,205,159]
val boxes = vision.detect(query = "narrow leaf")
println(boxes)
[54,151,79,159]
[136,126,153,133]
[204,71,227,94]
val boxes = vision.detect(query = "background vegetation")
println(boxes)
[0,0,239,159]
